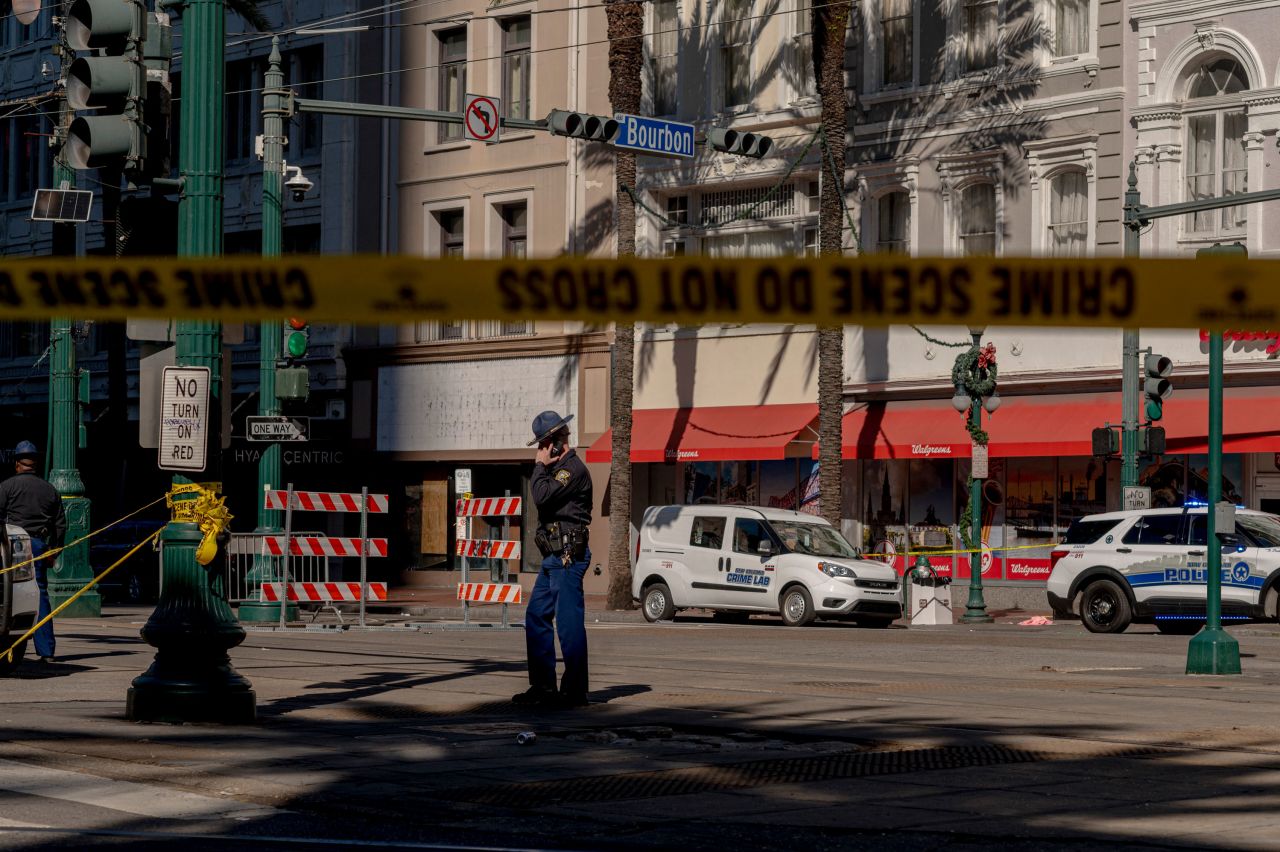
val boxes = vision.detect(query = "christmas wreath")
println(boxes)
[952,342,997,446]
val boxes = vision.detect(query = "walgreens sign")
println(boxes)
[1200,329,1280,355]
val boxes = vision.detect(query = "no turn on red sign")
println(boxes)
[464,93,501,144]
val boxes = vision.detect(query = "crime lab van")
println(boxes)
[0,525,37,675]
[632,505,902,627]
[1046,506,1280,634]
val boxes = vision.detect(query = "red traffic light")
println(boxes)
[287,317,307,330]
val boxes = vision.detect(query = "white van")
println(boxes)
[0,525,38,676]
[632,505,902,627]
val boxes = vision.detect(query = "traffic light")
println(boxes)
[1139,425,1166,456]
[283,317,309,363]
[547,110,619,142]
[63,0,149,172]
[1143,353,1173,421]
[706,127,773,159]
[1092,427,1119,457]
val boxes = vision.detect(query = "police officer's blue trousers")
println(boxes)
[525,550,589,697]
[31,537,54,659]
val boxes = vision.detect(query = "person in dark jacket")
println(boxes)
[0,442,66,663]
[513,411,593,709]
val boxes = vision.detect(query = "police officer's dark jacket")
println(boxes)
[532,449,592,529]
[0,471,66,548]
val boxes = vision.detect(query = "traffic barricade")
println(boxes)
[456,493,522,627]
[266,483,389,627]
[261,581,388,625]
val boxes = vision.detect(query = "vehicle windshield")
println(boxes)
[770,521,860,558]
[1238,513,1280,548]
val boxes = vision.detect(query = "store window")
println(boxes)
[721,462,759,505]
[684,462,720,504]
[1057,457,1107,531]
[1186,453,1244,505]
[862,459,906,553]
[1005,458,1055,548]
[437,28,467,142]
[501,17,531,120]
[761,460,800,510]
[908,459,954,551]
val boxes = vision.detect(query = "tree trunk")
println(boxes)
[605,0,644,609]
[812,1,851,528]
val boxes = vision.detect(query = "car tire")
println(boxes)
[1155,620,1201,635]
[854,617,894,629]
[1079,579,1133,634]
[779,586,816,627]
[642,583,676,623]
[0,637,27,677]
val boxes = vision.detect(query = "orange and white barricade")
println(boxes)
[456,493,523,627]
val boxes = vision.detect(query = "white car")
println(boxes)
[0,525,37,675]
[632,505,902,627]
[1046,506,1280,634]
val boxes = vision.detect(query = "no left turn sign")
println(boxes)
[464,93,501,144]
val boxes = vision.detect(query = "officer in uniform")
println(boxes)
[0,442,66,664]
[513,411,593,708]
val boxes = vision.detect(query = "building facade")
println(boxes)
[350,0,616,592]
[590,0,1280,606]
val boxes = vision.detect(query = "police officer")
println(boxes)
[513,411,593,709]
[0,442,65,664]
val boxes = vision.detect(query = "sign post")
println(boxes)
[158,366,210,471]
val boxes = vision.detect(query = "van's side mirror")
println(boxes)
[757,540,774,557]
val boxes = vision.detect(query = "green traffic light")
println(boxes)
[287,331,308,358]
[1145,399,1163,421]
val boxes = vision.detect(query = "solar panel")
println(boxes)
[30,188,94,223]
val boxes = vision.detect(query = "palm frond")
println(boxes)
[227,0,270,32]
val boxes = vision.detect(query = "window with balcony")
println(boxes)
[501,17,531,120]
[1047,171,1087,256]
[1184,58,1249,237]
[721,0,752,108]
[648,0,679,115]
[437,28,467,142]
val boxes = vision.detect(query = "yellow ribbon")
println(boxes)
[166,483,233,566]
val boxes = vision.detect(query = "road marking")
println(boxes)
[0,759,279,821]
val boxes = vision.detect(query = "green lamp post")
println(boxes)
[954,328,997,624]
[127,0,255,723]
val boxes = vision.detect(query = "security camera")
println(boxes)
[283,164,314,202]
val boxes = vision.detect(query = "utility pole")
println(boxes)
[47,0,99,617]
[239,38,296,624]
[128,0,255,723]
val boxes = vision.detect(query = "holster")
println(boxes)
[535,524,563,558]
[567,527,589,561]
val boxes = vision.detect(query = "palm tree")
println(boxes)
[811,0,852,527]
[604,0,644,609]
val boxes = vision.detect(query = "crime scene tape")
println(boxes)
[0,494,168,579]
[0,253,1273,329]
[1,528,162,664]
[891,541,1063,559]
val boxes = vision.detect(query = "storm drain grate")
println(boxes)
[448,744,1163,807]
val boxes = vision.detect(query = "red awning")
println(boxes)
[585,403,818,463]
[825,388,1280,459]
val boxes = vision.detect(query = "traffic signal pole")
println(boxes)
[47,2,100,618]
[1121,167,1142,490]
[128,0,255,722]
[239,39,296,624]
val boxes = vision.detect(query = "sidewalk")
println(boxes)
[1,611,1277,849]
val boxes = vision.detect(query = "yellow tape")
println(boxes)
[0,254,1271,328]
[0,494,167,579]
[892,541,1063,559]
[1,528,162,664]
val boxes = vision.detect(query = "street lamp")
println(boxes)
[958,327,995,624]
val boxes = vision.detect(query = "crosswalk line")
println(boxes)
[0,759,278,821]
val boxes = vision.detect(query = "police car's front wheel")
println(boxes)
[1079,579,1132,634]
[779,586,815,627]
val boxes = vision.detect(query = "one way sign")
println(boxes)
[246,416,310,442]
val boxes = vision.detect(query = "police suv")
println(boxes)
[0,525,37,675]
[632,505,902,627]
[1046,506,1280,634]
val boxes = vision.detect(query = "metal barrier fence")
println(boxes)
[222,532,331,604]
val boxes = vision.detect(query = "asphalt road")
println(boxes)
[1,610,1280,850]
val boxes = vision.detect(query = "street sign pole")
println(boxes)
[129,0,255,724]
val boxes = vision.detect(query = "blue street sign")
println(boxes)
[612,114,696,159]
